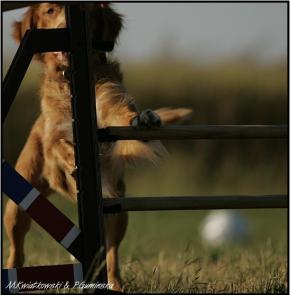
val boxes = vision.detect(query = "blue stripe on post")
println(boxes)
[1,269,10,294]
[2,161,82,260]
[2,161,35,204]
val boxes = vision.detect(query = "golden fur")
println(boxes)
[4,3,191,291]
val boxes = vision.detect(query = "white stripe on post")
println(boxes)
[7,268,19,293]
[73,263,83,282]
[60,225,81,249]
[19,188,40,210]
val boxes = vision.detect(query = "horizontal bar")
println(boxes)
[3,28,113,124]
[98,125,288,142]
[103,195,288,213]
[24,29,70,53]
[27,29,114,53]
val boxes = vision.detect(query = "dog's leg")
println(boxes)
[4,200,31,268]
[44,135,77,182]
[52,139,75,176]
[4,117,50,268]
[104,212,128,291]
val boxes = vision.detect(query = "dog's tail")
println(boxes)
[154,107,192,125]
[111,108,192,165]
[111,139,167,166]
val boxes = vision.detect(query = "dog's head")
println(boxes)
[12,3,123,65]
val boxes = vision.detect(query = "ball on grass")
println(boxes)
[200,210,250,246]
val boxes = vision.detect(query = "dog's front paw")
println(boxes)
[131,109,161,128]
[66,152,76,177]
[59,139,76,176]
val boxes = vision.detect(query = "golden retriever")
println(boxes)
[4,3,191,291]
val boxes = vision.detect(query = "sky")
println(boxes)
[2,2,287,64]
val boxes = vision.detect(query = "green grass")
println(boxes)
[3,189,287,293]
[2,59,287,293]
[121,240,287,293]
[2,139,288,293]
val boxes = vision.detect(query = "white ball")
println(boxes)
[200,210,249,246]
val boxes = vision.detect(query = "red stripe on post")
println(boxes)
[17,264,76,291]
[26,197,74,242]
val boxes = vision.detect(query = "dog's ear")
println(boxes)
[12,6,37,43]
[101,5,123,43]
[90,3,123,44]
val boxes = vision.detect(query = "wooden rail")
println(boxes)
[98,125,287,142]
[103,195,288,213]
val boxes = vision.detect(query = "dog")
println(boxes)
[4,3,192,291]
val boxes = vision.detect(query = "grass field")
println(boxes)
[2,149,288,293]
[2,59,288,293]
[2,197,287,293]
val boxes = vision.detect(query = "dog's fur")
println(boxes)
[4,3,192,291]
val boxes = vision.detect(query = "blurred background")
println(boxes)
[2,2,287,293]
